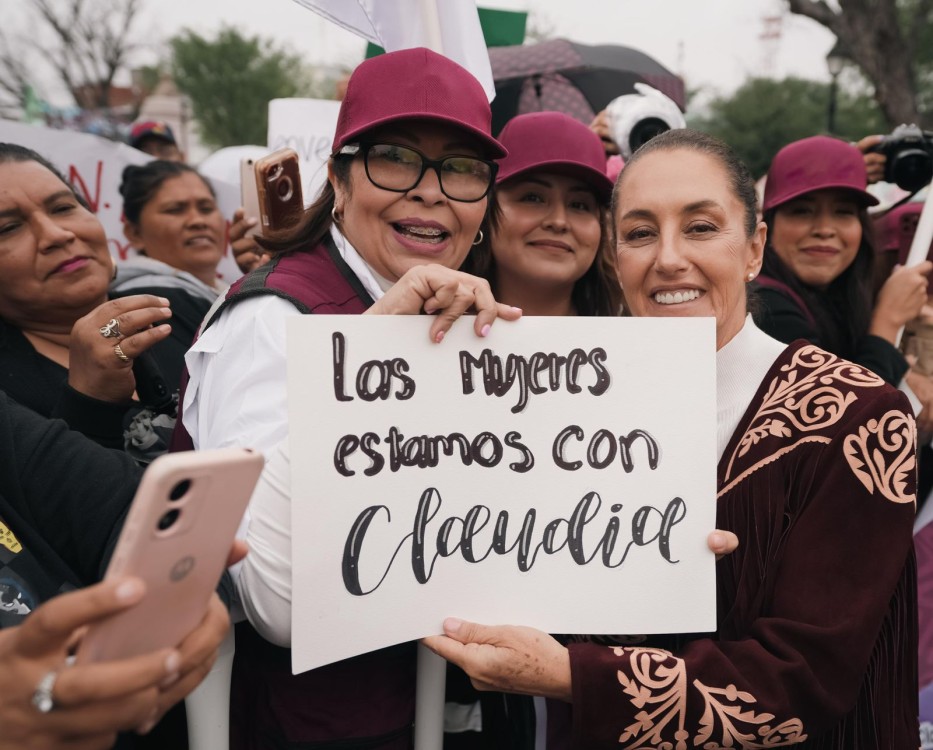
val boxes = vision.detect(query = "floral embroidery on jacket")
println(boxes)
[843,409,917,505]
[613,647,807,750]
[721,346,883,495]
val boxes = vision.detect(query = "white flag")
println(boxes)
[292,0,495,101]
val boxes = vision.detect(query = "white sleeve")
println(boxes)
[182,294,303,595]
[237,438,294,646]
[182,295,302,456]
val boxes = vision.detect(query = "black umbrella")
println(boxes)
[488,38,685,134]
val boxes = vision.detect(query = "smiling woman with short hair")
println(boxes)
[425,129,920,749]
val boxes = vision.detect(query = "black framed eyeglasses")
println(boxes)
[337,142,497,203]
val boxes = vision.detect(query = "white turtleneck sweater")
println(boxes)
[716,316,787,462]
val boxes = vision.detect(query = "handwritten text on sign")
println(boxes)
[288,316,717,674]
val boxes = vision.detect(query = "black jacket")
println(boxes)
[754,284,909,386]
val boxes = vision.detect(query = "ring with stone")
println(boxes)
[31,669,58,713]
[99,318,122,339]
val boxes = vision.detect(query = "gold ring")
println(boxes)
[113,344,130,363]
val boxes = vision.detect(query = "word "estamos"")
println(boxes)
[331,332,611,413]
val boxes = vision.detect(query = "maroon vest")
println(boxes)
[174,239,416,750]
[170,236,374,452]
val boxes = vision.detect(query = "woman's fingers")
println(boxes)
[367,265,522,342]
[469,278,505,337]
[15,579,146,659]
[102,305,173,339]
[230,207,264,273]
[708,530,739,561]
[428,283,483,343]
[95,295,173,321]
[109,323,173,361]
[423,619,572,701]
[41,686,160,735]
[53,649,179,708]
[150,596,229,724]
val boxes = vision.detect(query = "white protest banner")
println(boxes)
[288,315,717,674]
[0,121,244,283]
[268,98,341,205]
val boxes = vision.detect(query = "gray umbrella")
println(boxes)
[488,38,685,133]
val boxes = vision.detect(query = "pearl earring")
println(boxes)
[747,272,755,282]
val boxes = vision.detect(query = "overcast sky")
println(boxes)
[6,0,837,105]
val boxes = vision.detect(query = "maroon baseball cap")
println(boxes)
[129,120,177,148]
[332,47,506,159]
[763,135,878,211]
[494,112,613,201]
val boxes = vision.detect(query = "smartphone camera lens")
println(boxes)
[157,508,181,531]
[169,479,191,502]
[266,164,283,182]
[276,176,293,202]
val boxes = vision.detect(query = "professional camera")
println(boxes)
[606,83,686,160]
[870,123,933,192]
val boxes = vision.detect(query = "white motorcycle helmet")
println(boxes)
[605,83,686,160]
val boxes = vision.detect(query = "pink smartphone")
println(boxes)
[77,448,263,663]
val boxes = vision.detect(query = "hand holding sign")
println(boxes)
[423,618,572,701]
[366,263,522,342]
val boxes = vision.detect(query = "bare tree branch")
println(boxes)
[786,0,840,31]
[25,0,143,108]
[786,0,921,126]
[0,30,34,106]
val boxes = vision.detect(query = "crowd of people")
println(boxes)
[0,42,928,750]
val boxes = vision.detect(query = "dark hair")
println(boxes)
[256,155,353,255]
[611,129,759,241]
[460,188,621,316]
[119,160,215,225]
[0,142,91,210]
[761,206,874,356]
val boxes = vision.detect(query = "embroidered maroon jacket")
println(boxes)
[568,342,918,749]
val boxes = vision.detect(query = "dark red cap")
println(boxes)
[332,47,506,159]
[129,120,177,148]
[763,135,878,211]
[494,112,613,201]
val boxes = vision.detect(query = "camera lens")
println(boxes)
[891,149,933,193]
[169,479,191,502]
[276,176,294,202]
[157,508,181,531]
[266,164,283,182]
[629,118,670,154]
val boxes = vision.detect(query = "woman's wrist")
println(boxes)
[868,316,899,345]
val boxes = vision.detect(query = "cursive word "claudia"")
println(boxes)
[342,488,686,595]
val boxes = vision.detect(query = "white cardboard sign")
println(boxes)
[0,121,244,283]
[288,315,718,674]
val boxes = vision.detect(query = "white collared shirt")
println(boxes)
[182,228,386,594]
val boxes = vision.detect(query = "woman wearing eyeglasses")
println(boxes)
[175,49,518,750]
